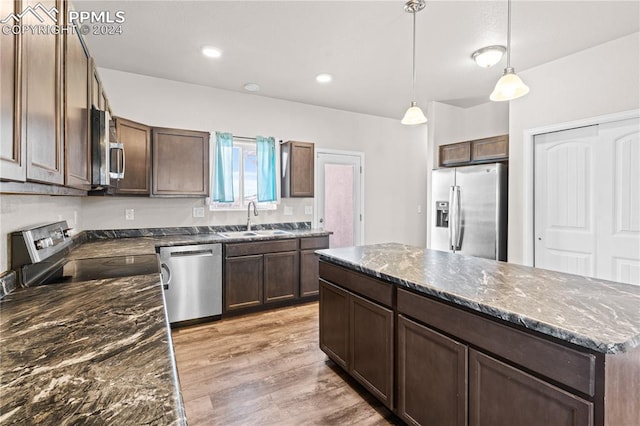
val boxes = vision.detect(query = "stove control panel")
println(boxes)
[11,221,74,268]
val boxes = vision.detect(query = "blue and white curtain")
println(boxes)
[256,136,277,202]
[212,131,234,202]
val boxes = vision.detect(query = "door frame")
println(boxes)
[522,109,640,266]
[314,148,365,246]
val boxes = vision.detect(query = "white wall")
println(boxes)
[508,32,640,264]
[0,195,83,271]
[425,100,509,246]
[89,68,429,246]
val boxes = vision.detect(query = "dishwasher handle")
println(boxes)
[161,263,171,289]
[170,249,214,258]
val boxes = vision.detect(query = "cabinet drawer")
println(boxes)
[226,239,298,257]
[300,235,329,250]
[397,288,596,396]
[319,261,393,308]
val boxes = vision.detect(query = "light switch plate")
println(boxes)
[125,209,134,221]
[193,207,205,218]
[304,206,313,215]
[284,206,293,216]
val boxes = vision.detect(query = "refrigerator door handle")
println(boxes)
[454,186,462,250]
[449,186,456,250]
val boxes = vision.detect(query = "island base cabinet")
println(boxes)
[350,294,393,409]
[319,280,349,369]
[469,350,593,426]
[318,279,394,410]
[397,315,467,426]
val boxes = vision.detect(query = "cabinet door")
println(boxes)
[23,0,64,184]
[439,142,471,167]
[350,293,394,409]
[225,255,263,311]
[397,315,468,426]
[115,117,151,195]
[469,350,593,426]
[0,0,24,181]
[64,24,91,189]
[264,251,298,303]
[300,250,320,297]
[319,280,349,369]
[152,127,210,197]
[471,135,508,162]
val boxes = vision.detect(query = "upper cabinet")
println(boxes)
[64,4,92,190]
[22,0,64,185]
[0,0,25,182]
[114,117,151,196]
[439,135,509,167]
[152,127,210,197]
[281,141,314,197]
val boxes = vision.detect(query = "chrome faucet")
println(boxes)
[247,201,258,231]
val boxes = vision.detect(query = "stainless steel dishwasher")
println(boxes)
[159,243,222,324]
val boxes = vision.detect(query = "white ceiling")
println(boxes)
[77,0,640,119]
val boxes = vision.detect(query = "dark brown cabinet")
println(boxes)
[64,15,91,190]
[281,141,314,197]
[224,239,299,313]
[299,235,330,297]
[114,117,151,195]
[439,134,509,167]
[469,350,593,426]
[318,263,394,410]
[23,0,64,185]
[225,255,263,311]
[152,127,209,197]
[397,315,468,426]
[0,0,24,182]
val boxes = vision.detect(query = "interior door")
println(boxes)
[316,151,363,248]
[534,120,640,285]
[534,126,597,278]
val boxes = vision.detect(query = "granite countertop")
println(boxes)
[0,274,185,424]
[317,243,640,354]
[68,228,331,259]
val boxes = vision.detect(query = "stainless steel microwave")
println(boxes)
[91,108,125,190]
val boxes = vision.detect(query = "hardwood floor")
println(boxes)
[171,302,401,425]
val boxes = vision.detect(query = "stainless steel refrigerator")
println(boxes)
[430,163,508,261]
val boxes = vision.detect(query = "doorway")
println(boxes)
[534,118,640,285]
[315,150,364,248]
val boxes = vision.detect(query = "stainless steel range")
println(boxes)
[11,221,159,287]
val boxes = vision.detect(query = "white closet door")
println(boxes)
[534,118,640,286]
[534,126,598,278]
[596,118,640,285]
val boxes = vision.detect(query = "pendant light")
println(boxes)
[401,0,427,125]
[490,0,529,102]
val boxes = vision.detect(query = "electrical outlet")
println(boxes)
[304,206,313,215]
[283,206,293,216]
[193,207,205,218]
[417,205,422,214]
[73,211,78,225]
[125,209,135,221]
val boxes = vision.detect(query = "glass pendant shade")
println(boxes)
[401,101,427,125]
[490,67,529,101]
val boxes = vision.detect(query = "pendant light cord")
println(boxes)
[506,0,511,68]
[411,10,417,97]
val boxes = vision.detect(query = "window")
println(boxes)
[210,141,278,210]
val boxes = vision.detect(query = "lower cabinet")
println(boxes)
[319,279,394,409]
[225,254,263,310]
[299,235,330,297]
[469,350,593,426]
[397,315,467,426]
[264,251,298,303]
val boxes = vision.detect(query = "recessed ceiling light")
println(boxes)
[316,73,332,83]
[471,45,506,68]
[244,83,260,92]
[201,46,222,58]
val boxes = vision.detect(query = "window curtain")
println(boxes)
[256,136,277,202]
[212,132,234,202]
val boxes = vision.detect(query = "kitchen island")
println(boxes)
[317,243,640,426]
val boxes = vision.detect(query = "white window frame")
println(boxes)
[208,139,280,211]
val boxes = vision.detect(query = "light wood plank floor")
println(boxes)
[171,302,401,425]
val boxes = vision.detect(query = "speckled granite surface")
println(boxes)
[0,274,186,424]
[317,243,640,354]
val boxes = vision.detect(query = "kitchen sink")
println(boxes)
[217,230,293,239]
